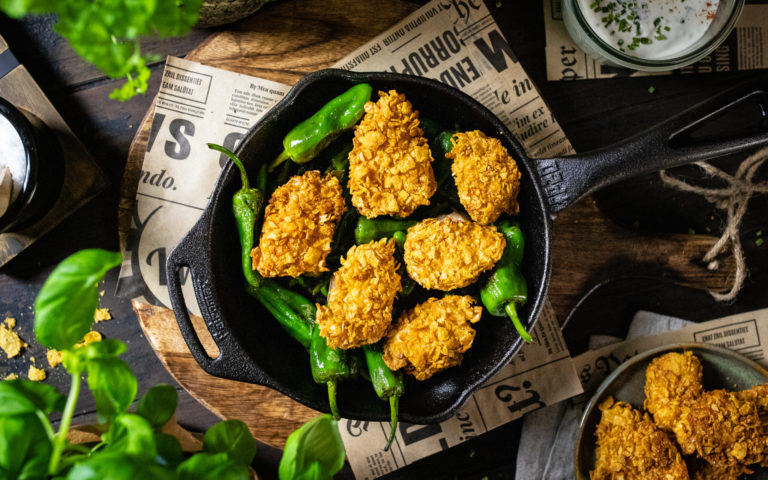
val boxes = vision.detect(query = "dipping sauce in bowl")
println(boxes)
[563,0,744,71]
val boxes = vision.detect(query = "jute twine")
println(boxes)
[659,146,768,302]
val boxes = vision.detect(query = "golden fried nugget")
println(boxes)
[348,90,436,218]
[447,130,522,225]
[251,171,346,278]
[592,397,690,480]
[645,351,704,432]
[382,295,481,381]
[673,389,766,469]
[316,239,401,350]
[403,217,505,290]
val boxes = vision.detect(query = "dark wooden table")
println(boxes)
[1,2,766,479]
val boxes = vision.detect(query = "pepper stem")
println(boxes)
[505,303,533,343]
[208,143,249,189]
[270,150,290,171]
[384,395,399,452]
[327,380,340,420]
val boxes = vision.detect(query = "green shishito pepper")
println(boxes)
[432,130,457,189]
[355,217,417,247]
[208,143,265,289]
[271,83,372,170]
[480,220,532,343]
[363,344,404,451]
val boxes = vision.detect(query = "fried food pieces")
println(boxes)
[348,90,436,218]
[251,171,346,278]
[674,389,765,473]
[592,397,690,480]
[382,295,481,380]
[645,350,704,431]
[316,239,401,350]
[403,217,505,291]
[447,130,522,225]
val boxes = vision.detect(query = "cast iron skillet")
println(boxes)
[166,69,768,424]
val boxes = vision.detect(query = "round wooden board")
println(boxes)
[119,0,733,448]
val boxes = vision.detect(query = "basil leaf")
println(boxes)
[279,415,345,480]
[203,419,256,466]
[137,384,178,429]
[85,357,137,423]
[63,339,128,374]
[65,451,173,480]
[34,249,121,350]
[176,452,250,480]
[104,413,156,461]
[154,432,184,468]
[0,413,51,480]
[0,379,66,415]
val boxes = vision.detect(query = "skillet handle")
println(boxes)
[535,81,768,216]
[166,214,276,387]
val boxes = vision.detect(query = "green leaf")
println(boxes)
[109,63,151,101]
[203,420,256,466]
[151,0,203,36]
[176,452,250,480]
[154,432,184,468]
[0,413,52,480]
[85,357,137,423]
[62,339,127,376]
[34,249,121,350]
[65,451,173,480]
[279,415,346,480]
[137,384,178,428]
[0,379,66,415]
[104,413,157,460]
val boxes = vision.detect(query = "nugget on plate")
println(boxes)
[348,90,436,218]
[673,389,766,469]
[403,216,505,291]
[644,351,704,432]
[251,171,346,278]
[316,239,401,350]
[592,397,690,480]
[446,130,522,225]
[382,295,481,381]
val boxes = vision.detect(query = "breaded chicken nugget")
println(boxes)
[447,130,522,225]
[403,217,505,291]
[316,239,401,350]
[348,90,436,218]
[251,171,346,277]
[382,295,481,381]
[645,351,704,432]
[592,397,690,480]
[673,389,766,469]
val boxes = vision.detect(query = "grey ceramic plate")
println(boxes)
[574,342,768,480]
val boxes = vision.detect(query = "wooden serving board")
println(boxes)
[119,0,734,447]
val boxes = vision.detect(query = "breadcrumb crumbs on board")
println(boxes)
[27,365,46,382]
[251,170,347,278]
[316,239,401,350]
[403,217,505,290]
[4,373,18,380]
[348,90,436,218]
[382,295,481,381]
[592,397,689,480]
[0,317,27,358]
[94,308,111,322]
[447,130,522,225]
[47,330,103,368]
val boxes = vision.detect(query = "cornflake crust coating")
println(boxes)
[592,397,690,480]
[644,351,704,432]
[251,171,346,278]
[447,130,522,225]
[403,217,505,291]
[672,389,766,469]
[382,295,482,381]
[316,239,401,350]
[348,90,436,218]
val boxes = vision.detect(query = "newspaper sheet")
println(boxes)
[544,0,768,81]
[573,308,768,393]
[116,1,584,478]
